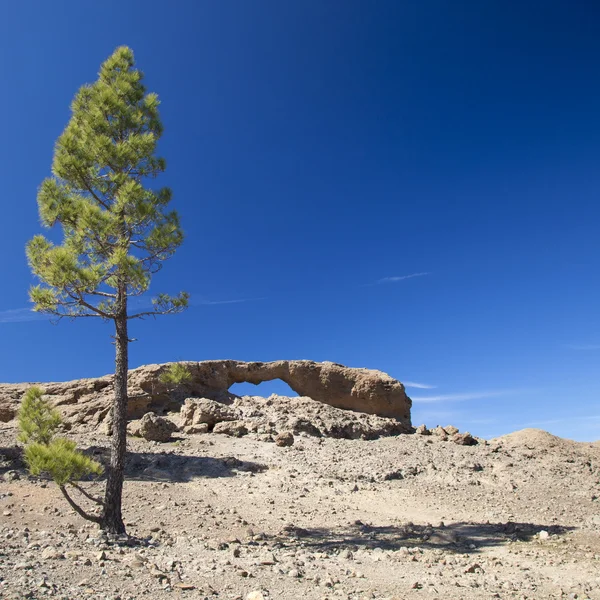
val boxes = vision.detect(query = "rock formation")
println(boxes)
[0,360,412,433]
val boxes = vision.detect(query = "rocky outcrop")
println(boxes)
[0,359,412,432]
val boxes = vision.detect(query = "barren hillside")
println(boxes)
[1,366,599,599]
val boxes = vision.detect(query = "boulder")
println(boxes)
[431,426,448,440]
[212,420,248,437]
[137,412,178,442]
[183,423,209,435]
[452,432,477,446]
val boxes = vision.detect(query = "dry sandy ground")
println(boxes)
[1,403,599,600]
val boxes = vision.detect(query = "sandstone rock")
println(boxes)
[415,424,430,435]
[452,432,477,446]
[444,425,460,435]
[41,547,63,560]
[432,426,448,440]
[212,420,248,437]
[274,431,294,447]
[183,423,209,435]
[138,413,178,442]
[179,397,239,429]
[127,420,142,437]
[246,592,266,600]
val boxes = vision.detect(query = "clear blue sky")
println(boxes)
[1,1,599,441]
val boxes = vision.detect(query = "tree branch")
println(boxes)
[70,482,105,506]
[64,290,114,320]
[76,167,111,210]
[87,290,117,298]
[127,307,184,320]
[59,485,102,524]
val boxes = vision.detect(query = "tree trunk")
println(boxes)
[101,288,128,534]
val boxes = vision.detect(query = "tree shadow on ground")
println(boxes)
[0,445,25,475]
[86,446,268,483]
[268,520,575,554]
[0,444,267,484]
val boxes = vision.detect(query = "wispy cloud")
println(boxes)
[0,295,267,324]
[411,389,525,404]
[0,307,46,324]
[404,381,437,389]
[376,272,430,285]
[564,343,600,351]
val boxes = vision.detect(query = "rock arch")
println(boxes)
[166,360,412,425]
[0,360,412,430]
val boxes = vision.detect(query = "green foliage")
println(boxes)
[26,46,188,320]
[18,387,103,486]
[25,439,103,486]
[17,386,62,445]
[159,363,192,386]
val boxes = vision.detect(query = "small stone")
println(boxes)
[2,470,19,482]
[415,424,430,435]
[97,550,107,561]
[411,582,423,589]
[275,431,295,447]
[174,583,195,590]
[246,592,266,600]
[41,546,63,560]
[288,568,300,578]
[538,530,550,540]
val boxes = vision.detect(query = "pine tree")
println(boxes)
[26,47,188,534]
[19,387,105,524]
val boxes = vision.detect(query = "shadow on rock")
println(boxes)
[268,520,575,554]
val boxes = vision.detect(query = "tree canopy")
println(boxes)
[27,46,188,321]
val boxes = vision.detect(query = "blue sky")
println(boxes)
[1,1,599,441]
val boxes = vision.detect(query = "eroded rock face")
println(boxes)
[0,359,412,431]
